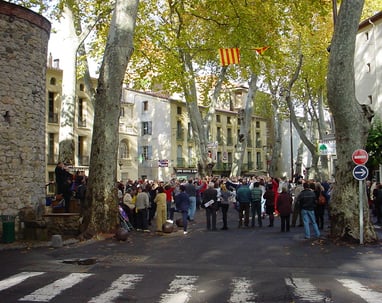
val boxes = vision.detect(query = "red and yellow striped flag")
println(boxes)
[253,46,270,55]
[218,48,240,66]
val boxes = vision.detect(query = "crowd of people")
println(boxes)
[53,160,382,239]
[117,175,336,239]
[54,162,87,212]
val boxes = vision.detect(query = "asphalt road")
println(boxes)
[1,207,382,303]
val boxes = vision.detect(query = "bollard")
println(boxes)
[51,234,63,248]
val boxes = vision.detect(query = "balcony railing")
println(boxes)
[48,112,58,124]
[177,157,185,167]
[176,130,184,141]
[47,153,58,165]
[78,118,87,127]
[78,155,90,166]
[214,162,232,171]
[188,158,197,168]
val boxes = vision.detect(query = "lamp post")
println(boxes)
[290,114,294,180]
[118,159,123,181]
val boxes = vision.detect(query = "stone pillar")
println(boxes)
[0,2,51,232]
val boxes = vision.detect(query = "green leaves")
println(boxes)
[366,119,382,167]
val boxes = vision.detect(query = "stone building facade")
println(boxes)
[0,3,50,229]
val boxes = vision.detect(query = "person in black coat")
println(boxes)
[174,185,190,234]
[296,182,320,239]
[55,161,73,212]
[202,182,218,231]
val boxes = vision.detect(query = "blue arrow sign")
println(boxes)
[353,165,369,181]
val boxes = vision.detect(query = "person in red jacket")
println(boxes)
[164,183,175,221]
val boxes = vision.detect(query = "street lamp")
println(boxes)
[290,115,294,180]
[118,159,123,181]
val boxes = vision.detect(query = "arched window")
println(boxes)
[119,141,129,159]
[50,77,56,85]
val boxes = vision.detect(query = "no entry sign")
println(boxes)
[352,149,368,165]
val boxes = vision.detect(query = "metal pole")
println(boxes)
[290,116,294,179]
[359,180,364,245]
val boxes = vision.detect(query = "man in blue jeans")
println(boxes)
[185,179,202,221]
[295,182,320,239]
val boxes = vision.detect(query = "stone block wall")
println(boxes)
[0,2,51,238]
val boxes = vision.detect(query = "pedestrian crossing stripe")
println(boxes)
[0,272,381,302]
[0,272,44,292]
[19,273,93,302]
[229,277,256,303]
[285,277,328,302]
[337,279,382,303]
[88,274,143,303]
[159,275,198,303]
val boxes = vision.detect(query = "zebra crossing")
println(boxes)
[0,271,381,302]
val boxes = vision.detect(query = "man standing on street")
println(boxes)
[236,180,252,228]
[250,182,263,227]
[291,179,304,227]
[295,182,320,239]
[175,185,190,234]
[185,179,201,222]
[202,182,218,231]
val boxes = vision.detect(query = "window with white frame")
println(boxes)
[119,141,129,159]
[142,121,152,135]
[142,145,152,160]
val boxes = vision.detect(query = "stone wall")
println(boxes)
[0,2,51,237]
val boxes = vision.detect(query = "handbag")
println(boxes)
[204,199,215,208]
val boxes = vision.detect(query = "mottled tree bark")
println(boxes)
[327,0,377,242]
[81,0,139,236]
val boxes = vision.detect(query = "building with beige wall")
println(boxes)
[45,66,139,193]
[124,87,269,181]
[45,67,269,189]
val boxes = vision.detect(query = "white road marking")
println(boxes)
[88,274,143,303]
[285,277,326,302]
[159,275,198,303]
[229,277,256,303]
[337,279,382,303]
[2,271,382,302]
[19,272,93,302]
[0,272,45,292]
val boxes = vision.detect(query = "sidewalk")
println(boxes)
[1,208,381,251]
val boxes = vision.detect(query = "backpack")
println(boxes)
[318,192,326,205]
